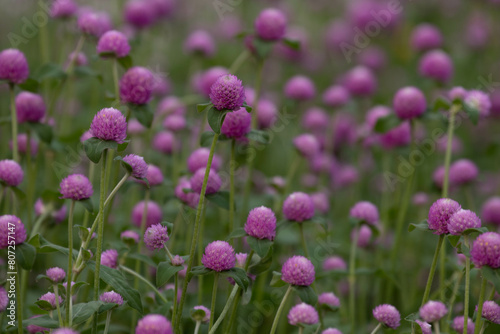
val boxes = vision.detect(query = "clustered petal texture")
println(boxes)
[97,30,131,58]
[39,292,62,309]
[287,303,319,326]
[481,301,500,324]
[415,320,432,334]
[202,240,235,272]
[448,209,481,235]
[0,49,29,84]
[293,134,320,158]
[372,304,401,329]
[15,92,46,123]
[99,291,124,305]
[59,174,93,200]
[90,108,127,144]
[254,8,287,41]
[209,74,245,111]
[318,292,340,307]
[120,66,155,105]
[419,300,448,323]
[221,107,252,138]
[0,215,27,248]
[171,255,184,266]
[244,206,277,240]
[427,198,461,235]
[452,316,475,333]
[135,314,173,334]
[190,168,222,195]
[123,154,148,179]
[349,201,379,224]
[283,192,315,222]
[144,223,169,250]
[131,200,163,228]
[393,86,427,119]
[187,148,222,173]
[193,305,211,323]
[0,159,24,186]
[470,232,500,268]
[101,249,119,269]
[281,255,315,286]
[46,267,66,283]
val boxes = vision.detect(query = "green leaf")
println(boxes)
[447,235,461,248]
[37,235,72,257]
[404,312,420,322]
[481,267,500,294]
[10,186,26,201]
[75,225,90,243]
[156,261,183,287]
[246,236,273,258]
[408,220,430,232]
[71,301,105,325]
[283,38,301,50]
[117,140,129,152]
[223,267,250,291]
[242,102,253,113]
[84,137,118,164]
[16,242,36,270]
[23,314,59,328]
[374,114,402,133]
[129,103,153,128]
[249,251,273,276]
[28,234,40,248]
[270,271,286,287]
[200,131,215,147]
[432,96,451,111]
[34,63,67,81]
[79,198,94,213]
[117,55,133,69]
[35,300,54,311]
[207,107,228,134]
[189,266,213,278]
[18,77,40,92]
[462,227,488,235]
[98,302,119,313]
[114,155,133,174]
[293,285,318,305]
[74,66,103,83]
[463,102,479,125]
[205,191,231,210]
[253,38,274,59]
[197,102,213,113]
[28,122,53,143]
[246,129,270,144]
[226,227,247,240]
[36,274,49,282]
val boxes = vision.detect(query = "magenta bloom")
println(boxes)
[452,316,475,333]
[449,86,467,101]
[448,209,481,235]
[481,301,500,324]
[184,30,215,57]
[419,300,447,323]
[39,292,62,310]
[192,305,210,323]
[67,52,88,67]
[428,198,461,235]
[153,131,178,155]
[190,168,221,195]
[77,11,112,38]
[131,200,163,228]
[256,99,278,128]
[0,287,8,311]
[254,8,287,41]
[393,86,427,120]
[293,134,320,158]
[0,159,24,186]
[60,174,93,201]
[244,206,276,240]
[209,74,245,111]
[120,230,140,244]
[481,197,500,225]
[221,107,251,138]
[122,154,148,179]
[281,255,315,286]
[343,66,376,97]
[97,30,131,58]
[450,159,478,186]
[322,329,343,334]
[0,49,29,84]
[372,304,401,329]
[163,114,186,132]
[302,107,329,133]
[411,23,443,51]
[351,225,373,248]
[142,165,164,187]
[318,292,340,308]
[0,215,26,249]
[380,121,411,149]
[144,223,169,250]
[470,232,500,268]
[50,0,78,18]
[11,134,39,156]
[464,90,491,118]
[26,315,50,334]
[187,149,222,174]
[124,0,156,29]
[202,240,236,272]
[120,66,155,105]
[197,67,229,97]
[287,303,319,326]
[171,255,184,266]
[349,201,379,225]
[283,192,315,222]
[323,256,347,271]
[90,108,127,144]
[15,92,46,123]
[419,49,453,83]
[415,320,432,334]
[284,75,315,101]
[135,314,173,334]
[100,291,124,305]
[174,177,200,208]
[52,329,79,334]
[101,249,119,269]
[46,267,66,283]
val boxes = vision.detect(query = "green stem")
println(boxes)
[434,321,441,334]
[269,285,293,334]
[229,50,250,74]
[370,323,382,334]
[16,267,23,334]
[194,321,201,334]
[229,139,236,245]
[10,84,19,162]
[53,285,64,327]
[103,311,112,334]
[210,284,240,334]
[173,273,179,328]
[164,244,174,262]
[82,163,96,228]
[421,235,445,306]
[442,105,459,198]
[283,153,301,199]
[29,208,53,239]
[349,228,359,334]
[113,58,120,105]
[463,237,471,334]
[299,223,309,259]
[120,265,168,303]
[474,277,487,334]
[443,271,464,333]
[299,326,304,334]
[25,130,34,228]
[66,200,76,326]
[209,273,219,330]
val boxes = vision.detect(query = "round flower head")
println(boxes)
[53,329,79,334]
[190,168,222,195]
[187,148,222,173]
[90,108,127,144]
[171,255,184,266]
[197,67,229,97]
[15,92,46,123]
[209,74,245,111]
[46,267,66,283]
[174,177,200,208]
[302,107,329,133]
[349,201,379,225]
[235,253,248,268]
[0,159,24,186]
[450,159,478,186]
[99,291,124,305]
[153,131,178,155]
[464,90,491,118]
[221,107,251,138]
[419,300,447,323]
[26,315,50,334]
[157,96,186,116]
[77,11,112,37]
[131,200,163,228]
[163,114,186,132]
[142,164,164,187]
[449,86,467,101]
[50,0,78,18]
[318,292,340,308]
[202,240,236,271]
[144,223,169,250]
[184,30,215,57]
[68,51,88,67]
[293,134,320,158]
[287,303,319,326]
[135,314,173,334]
[0,49,29,84]
[359,46,387,71]
[415,320,432,334]
[481,197,500,226]
[120,230,140,244]
[283,192,315,222]
[413,192,429,206]
[393,86,427,120]
[411,23,443,51]
[0,215,27,248]
[428,198,461,235]
[322,329,343,334]
[452,316,475,333]
[39,292,62,310]
[60,174,93,201]
[120,66,155,105]
[122,154,148,179]
[101,249,119,269]
[481,301,500,324]
[448,209,481,235]
[311,192,330,214]
[470,232,500,268]
[244,206,277,240]
[419,49,453,83]
[11,134,39,156]
[254,8,287,41]
[97,30,131,58]
[372,304,401,329]
[124,0,156,29]
[351,225,373,248]
[0,286,8,311]
[281,255,315,286]
[192,305,211,323]
[284,75,315,101]
[323,256,347,271]
[380,121,411,149]
[343,66,376,97]
[257,99,278,129]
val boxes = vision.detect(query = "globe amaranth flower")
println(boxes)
[0,159,23,187]
[464,89,491,118]
[449,86,467,101]
[99,291,124,305]
[254,8,287,41]
[101,249,119,269]
[39,292,63,310]
[163,114,186,132]
[196,67,229,97]
[257,99,278,129]
[393,86,427,120]
[281,255,315,286]
[311,192,330,214]
[50,0,78,19]
[0,49,29,84]
[418,49,453,83]
[60,174,93,201]
[322,256,347,271]
[120,230,140,244]
[0,287,8,312]
[144,223,169,250]
[202,240,236,272]
[323,85,350,108]
[322,329,343,334]
[343,66,376,97]
[372,304,401,329]
[350,201,379,225]
[187,148,222,173]
[448,209,481,236]
[244,206,277,240]
[283,192,315,222]
[419,300,447,323]
[192,305,210,323]
[452,315,475,333]
[122,154,148,179]
[287,303,319,326]
[481,301,500,324]
[46,267,66,283]
[124,0,156,29]
[0,215,27,249]
[77,11,112,38]
[171,255,184,266]
[318,292,340,308]
[120,66,155,105]
[410,23,443,52]
[428,198,461,235]
[153,131,178,155]
[481,197,500,226]
[135,314,172,334]
[221,107,251,139]
[184,30,215,57]
[209,74,245,111]
[351,225,373,248]
[190,168,222,195]
[449,159,478,186]
[15,92,46,123]
[284,75,315,101]
[293,134,320,158]
[174,177,200,208]
[97,30,131,58]
[26,315,50,334]
[235,253,248,268]
[52,329,80,334]
[415,320,432,334]
[90,108,127,144]
[131,200,163,228]
[142,165,164,187]
[470,232,500,268]
[10,134,39,156]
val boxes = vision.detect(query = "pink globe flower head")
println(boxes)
[348,1,400,31]
[372,304,401,329]
[97,30,131,58]
[10,134,39,156]
[187,148,222,173]
[190,168,222,195]
[171,255,184,266]
[163,114,186,132]
[302,107,329,133]
[419,300,448,323]
[470,232,500,268]
[128,119,145,136]
[415,320,432,334]
[411,23,443,52]
[465,12,490,49]
[343,66,377,97]
[449,159,478,186]
[202,240,235,271]
[332,164,359,189]
[122,154,148,179]
[148,0,176,19]
[52,329,79,334]
[481,197,500,226]
[135,314,173,334]
[0,287,7,312]
[288,303,319,326]
[34,198,67,223]
[283,192,315,222]
[196,67,229,97]
[77,11,112,38]
[293,134,320,158]
[284,75,315,101]
[281,255,315,286]
[184,30,215,57]
[419,49,453,83]
[412,192,429,206]
[428,198,461,235]
[436,136,462,154]
[26,315,50,334]
[50,0,78,19]
[153,131,179,155]
[276,27,308,61]
[365,105,391,131]
[120,230,140,244]
[144,223,169,250]
[235,253,248,268]
[131,200,163,228]
[209,74,246,111]
[481,301,500,324]
[452,315,475,333]
[311,192,330,215]
[221,107,251,138]
[349,201,379,225]
[257,99,278,129]
[157,96,186,116]
[254,8,287,41]
[380,121,411,149]
[0,215,26,248]
[15,92,46,123]
[325,20,354,53]
[449,86,467,101]
[80,130,93,143]
[322,329,343,334]
[120,66,155,105]
[0,49,29,84]
[60,174,93,201]
[351,225,373,248]
[67,51,88,67]
[124,0,156,29]
[100,290,124,305]
[244,206,277,240]
[140,164,164,187]
[90,108,127,144]
[46,267,66,283]
[358,46,387,71]
[174,176,200,208]
[318,292,340,308]
[0,159,24,187]
[101,249,119,268]
[432,166,445,189]
[393,86,427,120]
[192,305,210,323]
[464,90,491,118]
[39,292,62,310]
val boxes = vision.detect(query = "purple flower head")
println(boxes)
[68,51,88,67]
[318,292,340,308]
[0,287,8,312]
[197,67,229,97]
[244,206,277,240]
[221,107,251,138]
[411,23,443,52]
[349,201,379,225]
[144,223,169,250]
[163,114,186,132]
[449,86,467,101]
[100,291,124,305]
[323,256,347,271]
[97,30,131,58]
[415,320,432,334]
[284,75,315,101]
[131,200,163,228]
[60,174,93,201]
[122,154,148,179]
[174,177,200,208]
[15,92,46,123]
[124,0,156,29]
[283,192,315,222]
[184,30,215,57]
[0,159,23,187]
[293,134,320,158]
[120,66,155,105]
[481,301,500,324]
[452,316,475,333]
[209,74,245,111]
[450,159,478,186]
[302,107,329,133]
[311,192,330,214]
[358,46,387,71]
[419,49,453,83]
[372,304,401,329]
[190,168,222,195]
[351,225,373,248]
[482,197,500,226]
[343,66,376,97]
[142,164,164,187]
[0,49,29,84]
[80,130,93,143]
[413,192,429,206]
[153,131,178,155]
[26,315,49,334]
[52,329,79,334]
[419,300,447,323]
[39,292,62,310]
[448,209,481,236]
[148,0,176,19]
[46,267,66,283]
[90,108,127,144]
[0,215,26,248]
[202,240,236,272]
[77,11,112,37]
[34,199,66,223]
[471,232,500,268]
[171,255,184,266]
[120,230,140,244]
[254,8,287,41]
[157,96,186,116]
[135,314,173,334]
[187,148,222,173]
[257,99,278,129]
[393,86,427,120]
[380,121,411,149]
[235,253,248,268]
[282,255,315,286]
[464,90,491,118]
[428,198,461,235]
[287,303,319,326]
[322,329,343,334]
[192,305,210,323]
[11,133,39,156]
[50,0,78,18]
[101,249,119,269]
